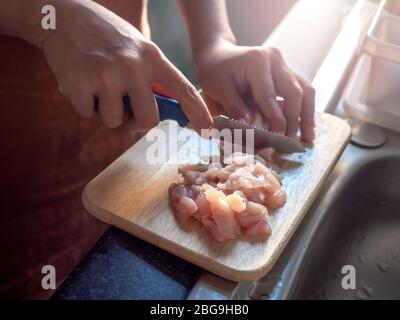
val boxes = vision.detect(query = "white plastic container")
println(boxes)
[344,0,400,132]
[344,53,400,133]
[384,0,400,15]
[363,0,400,63]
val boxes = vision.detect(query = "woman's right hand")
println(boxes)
[41,0,213,131]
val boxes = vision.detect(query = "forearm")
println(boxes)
[176,0,236,59]
[0,0,59,47]
[95,0,150,37]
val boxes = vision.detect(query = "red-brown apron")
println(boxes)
[0,35,141,299]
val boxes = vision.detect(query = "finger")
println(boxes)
[248,63,286,134]
[70,93,95,118]
[154,58,213,131]
[199,89,226,117]
[296,75,315,142]
[121,111,145,135]
[216,80,252,123]
[272,66,303,139]
[128,82,159,131]
[96,93,124,128]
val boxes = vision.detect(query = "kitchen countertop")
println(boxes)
[52,227,202,300]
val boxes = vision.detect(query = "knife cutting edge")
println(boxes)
[122,93,306,154]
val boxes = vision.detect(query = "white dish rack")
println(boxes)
[344,0,400,133]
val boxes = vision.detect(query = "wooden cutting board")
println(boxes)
[82,112,351,282]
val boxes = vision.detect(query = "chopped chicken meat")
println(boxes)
[169,151,286,241]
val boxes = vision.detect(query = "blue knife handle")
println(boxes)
[123,94,189,127]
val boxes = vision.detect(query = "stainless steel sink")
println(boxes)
[286,154,400,299]
[233,129,400,300]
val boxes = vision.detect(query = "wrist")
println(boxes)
[192,36,236,66]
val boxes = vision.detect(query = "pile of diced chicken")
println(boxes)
[169,151,286,241]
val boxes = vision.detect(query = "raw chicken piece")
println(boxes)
[245,221,272,237]
[256,147,275,164]
[169,184,198,220]
[235,201,269,228]
[265,190,287,210]
[169,152,286,241]
[204,187,241,240]
[226,193,246,213]
[194,193,211,220]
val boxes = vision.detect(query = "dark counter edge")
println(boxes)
[51,227,202,300]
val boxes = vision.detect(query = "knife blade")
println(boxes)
[122,94,305,153]
[212,115,305,153]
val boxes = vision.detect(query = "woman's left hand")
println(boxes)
[194,41,315,142]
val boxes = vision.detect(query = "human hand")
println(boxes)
[194,41,315,142]
[41,0,212,131]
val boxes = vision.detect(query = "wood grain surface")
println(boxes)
[82,112,351,281]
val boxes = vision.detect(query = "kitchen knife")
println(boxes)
[122,94,305,153]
